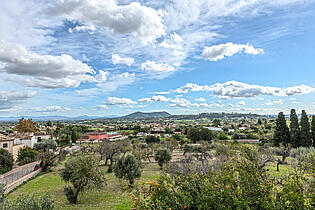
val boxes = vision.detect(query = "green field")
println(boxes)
[7,163,161,210]
[6,146,305,209]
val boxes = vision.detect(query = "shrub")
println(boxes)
[113,152,141,185]
[145,135,160,144]
[187,127,213,143]
[217,132,229,140]
[290,147,315,160]
[131,147,312,209]
[0,148,14,174]
[246,133,259,139]
[183,144,203,155]
[290,147,315,174]
[17,147,38,166]
[0,183,5,203]
[232,133,246,139]
[1,193,54,210]
[154,148,172,169]
[211,143,228,156]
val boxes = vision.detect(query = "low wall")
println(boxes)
[0,162,39,186]
[4,169,41,194]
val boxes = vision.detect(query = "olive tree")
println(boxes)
[113,152,141,185]
[98,140,130,173]
[60,156,106,204]
[35,139,59,172]
[154,148,172,169]
[34,139,57,151]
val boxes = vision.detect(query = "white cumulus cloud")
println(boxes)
[0,40,96,88]
[195,97,206,102]
[169,97,211,108]
[202,42,264,61]
[47,0,165,43]
[112,54,134,66]
[33,106,70,112]
[96,105,108,110]
[138,95,169,103]
[141,61,175,73]
[210,81,314,98]
[174,83,211,93]
[104,97,137,105]
[238,101,246,106]
[152,91,170,95]
[0,90,37,109]
[69,25,95,34]
[174,81,315,98]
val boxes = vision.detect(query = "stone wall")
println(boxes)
[4,169,41,194]
[0,162,39,186]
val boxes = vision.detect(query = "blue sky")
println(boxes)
[1,0,315,117]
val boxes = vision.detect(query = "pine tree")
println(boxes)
[311,115,315,147]
[299,110,311,147]
[273,112,290,147]
[289,109,300,148]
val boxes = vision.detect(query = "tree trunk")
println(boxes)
[277,161,280,171]
[129,179,134,186]
[282,155,286,163]
[74,191,79,203]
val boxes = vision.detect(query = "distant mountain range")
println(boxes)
[0,115,117,122]
[119,111,171,119]
[0,112,171,122]
[0,111,270,122]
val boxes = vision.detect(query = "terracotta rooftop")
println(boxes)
[8,132,34,139]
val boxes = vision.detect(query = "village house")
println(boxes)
[205,127,223,132]
[34,132,51,142]
[228,129,235,133]
[9,132,38,148]
[78,131,109,142]
[0,135,24,160]
[107,132,124,141]
[78,130,126,142]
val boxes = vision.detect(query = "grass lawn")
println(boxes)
[266,163,293,177]
[7,163,161,210]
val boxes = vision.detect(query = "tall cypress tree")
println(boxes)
[274,112,290,146]
[311,115,315,147]
[289,109,300,148]
[299,110,311,147]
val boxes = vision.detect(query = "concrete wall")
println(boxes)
[0,162,39,186]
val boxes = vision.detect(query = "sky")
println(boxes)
[1,0,315,117]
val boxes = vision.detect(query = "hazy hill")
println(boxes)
[120,111,171,119]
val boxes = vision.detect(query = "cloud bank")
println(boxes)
[174,81,315,98]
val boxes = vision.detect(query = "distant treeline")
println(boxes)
[169,112,264,120]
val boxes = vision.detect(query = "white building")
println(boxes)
[12,133,37,148]
[34,132,51,142]
[205,127,223,132]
